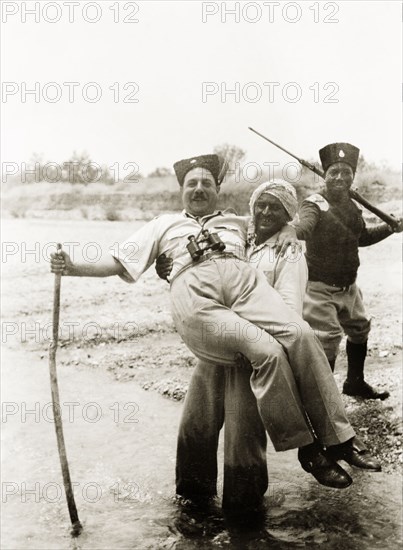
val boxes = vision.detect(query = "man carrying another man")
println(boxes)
[161,179,309,513]
[50,152,381,500]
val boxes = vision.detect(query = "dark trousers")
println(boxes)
[176,360,268,510]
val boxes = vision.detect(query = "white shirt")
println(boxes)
[112,210,249,283]
[246,232,308,315]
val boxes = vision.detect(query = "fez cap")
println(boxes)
[173,154,228,186]
[319,143,360,174]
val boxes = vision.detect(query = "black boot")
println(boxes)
[343,340,389,400]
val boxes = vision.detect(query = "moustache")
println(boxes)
[192,193,207,200]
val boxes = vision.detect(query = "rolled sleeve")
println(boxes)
[111,218,161,283]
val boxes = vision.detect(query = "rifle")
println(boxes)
[248,126,400,231]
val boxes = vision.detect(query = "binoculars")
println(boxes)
[187,229,226,261]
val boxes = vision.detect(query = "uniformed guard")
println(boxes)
[290,142,402,399]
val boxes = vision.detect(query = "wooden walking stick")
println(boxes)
[49,243,82,537]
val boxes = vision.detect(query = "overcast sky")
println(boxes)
[1,1,401,177]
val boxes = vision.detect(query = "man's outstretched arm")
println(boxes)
[50,250,125,278]
[275,201,320,254]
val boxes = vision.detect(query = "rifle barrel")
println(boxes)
[248,127,302,163]
[248,126,398,229]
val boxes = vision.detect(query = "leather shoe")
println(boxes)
[327,439,382,471]
[343,380,389,400]
[298,443,352,489]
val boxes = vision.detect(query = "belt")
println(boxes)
[170,251,245,284]
[197,250,243,264]
[310,275,356,290]
[332,284,352,292]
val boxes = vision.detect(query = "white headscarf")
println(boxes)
[248,179,298,242]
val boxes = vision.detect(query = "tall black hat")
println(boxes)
[173,154,228,186]
[319,143,360,174]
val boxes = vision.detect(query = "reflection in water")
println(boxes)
[151,472,401,550]
[167,497,303,549]
[49,466,401,549]
[7,445,402,549]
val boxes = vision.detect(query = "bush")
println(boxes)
[213,143,246,169]
[104,207,121,221]
[148,167,173,178]
[10,205,27,218]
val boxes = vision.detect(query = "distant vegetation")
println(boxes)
[9,151,118,185]
[2,148,401,221]
[147,167,173,178]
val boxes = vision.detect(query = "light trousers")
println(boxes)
[303,281,371,361]
[171,258,355,449]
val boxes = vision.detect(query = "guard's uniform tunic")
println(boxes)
[113,210,355,500]
[297,193,393,361]
[175,233,309,509]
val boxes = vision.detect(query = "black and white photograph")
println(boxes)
[1,1,402,548]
